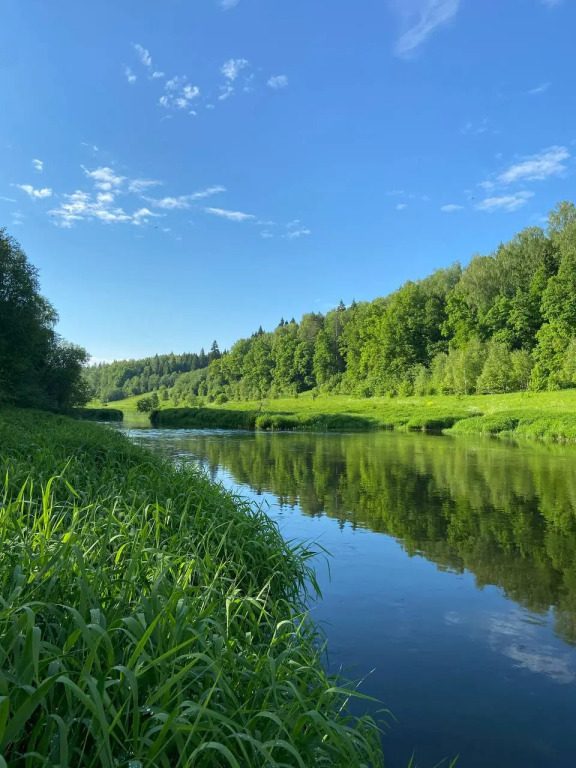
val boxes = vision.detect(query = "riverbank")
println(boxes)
[0,408,384,766]
[142,389,576,441]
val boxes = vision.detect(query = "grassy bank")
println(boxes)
[75,406,123,421]
[143,389,576,441]
[0,408,384,766]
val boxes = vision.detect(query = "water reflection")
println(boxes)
[133,430,576,646]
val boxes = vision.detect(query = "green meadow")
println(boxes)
[94,388,576,441]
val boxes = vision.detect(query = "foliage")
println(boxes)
[136,392,159,412]
[0,409,384,766]
[76,407,123,422]
[0,228,89,410]
[88,201,576,402]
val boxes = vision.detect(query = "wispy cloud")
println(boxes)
[396,203,408,211]
[285,228,311,239]
[497,146,569,184]
[152,71,165,79]
[128,179,162,194]
[0,195,17,203]
[441,203,464,212]
[393,0,460,57]
[221,58,249,82]
[268,75,288,89]
[205,206,255,222]
[83,166,125,191]
[124,66,137,84]
[146,186,225,210]
[461,117,488,135]
[476,191,534,212]
[220,0,240,7]
[17,184,52,199]
[160,78,201,110]
[32,158,43,173]
[541,0,562,7]
[133,43,152,68]
[49,190,132,227]
[528,82,551,95]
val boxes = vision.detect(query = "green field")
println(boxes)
[92,388,576,441]
[0,408,384,766]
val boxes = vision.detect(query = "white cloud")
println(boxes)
[396,203,408,210]
[133,207,163,224]
[497,146,569,184]
[221,58,249,82]
[268,75,288,89]
[48,188,152,228]
[220,0,240,7]
[528,82,551,95]
[461,117,488,135]
[191,185,226,199]
[0,195,17,203]
[441,203,464,212]
[285,228,311,239]
[205,206,255,222]
[152,71,165,79]
[17,184,52,199]
[146,186,225,209]
[218,85,234,101]
[133,43,152,68]
[49,190,130,227]
[476,191,534,212]
[261,232,273,239]
[541,0,562,6]
[32,158,43,173]
[124,66,137,84]
[393,0,460,57]
[165,76,186,92]
[83,166,125,190]
[147,196,193,210]
[161,78,200,110]
[128,179,162,194]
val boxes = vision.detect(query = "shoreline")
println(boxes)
[143,390,576,442]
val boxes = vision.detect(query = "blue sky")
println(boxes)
[1,0,573,361]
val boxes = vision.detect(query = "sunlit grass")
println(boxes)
[135,389,576,440]
[0,408,385,766]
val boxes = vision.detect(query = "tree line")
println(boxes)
[0,228,88,411]
[87,200,576,405]
[84,342,221,403]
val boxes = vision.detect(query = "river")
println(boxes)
[121,425,576,768]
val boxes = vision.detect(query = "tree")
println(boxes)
[476,342,513,394]
[0,228,88,410]
[136,393,159,413]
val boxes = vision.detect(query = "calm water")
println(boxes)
[122,426,576,768]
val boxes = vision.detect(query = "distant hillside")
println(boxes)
[84,344,221,402]
[88,202,576,405]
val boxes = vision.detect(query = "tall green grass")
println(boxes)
[0,409,384,767]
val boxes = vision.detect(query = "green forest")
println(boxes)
[0,228,88,411]
[85,201,576,406]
